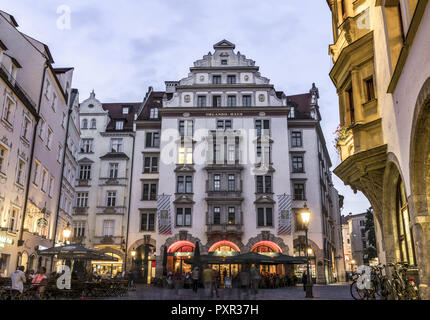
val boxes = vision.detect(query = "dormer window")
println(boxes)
[288,106,295,119]
[122,107,129,115]
[221,60,228,65]
[150,108,159,119]
[115,121,124,130]
[88,104,94,109]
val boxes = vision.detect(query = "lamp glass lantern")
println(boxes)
[63,222,72,241]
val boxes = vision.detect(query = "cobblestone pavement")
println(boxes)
[104,283,353,300]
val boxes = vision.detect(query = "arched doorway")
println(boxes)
[251,241,283,275]
[410,77,430,299]
[208,240,241,282]
[132,244,156,283]
[167,241,195,274]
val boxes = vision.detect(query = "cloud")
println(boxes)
[2,0,370,214]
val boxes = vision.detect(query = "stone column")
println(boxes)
[412,215,430,300]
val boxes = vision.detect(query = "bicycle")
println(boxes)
[388,262,419,300]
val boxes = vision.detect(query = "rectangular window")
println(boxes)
[48,176,54,197]
[46,128,53,149]
[288,107,295,119]
[115,121,124,130]
[22,117,31,140]
[33,161,40,185]
[0,147,6,173]
[111,138,123,152]
[109,163,119,178]
[221,60,228,65]
[256,176,272,193]
[57,145,63,163]
[214,174,221,191]
[346,87,355,124]
[122,107,129,115]
[227,144,235,162]
[228,174,235,191]
[107,191,117,207]
[362,240,367,249]
[256,144,271,164]
[179,120,193,137]
[365,77,375,102]
[255,120,270,136]
[212,75,221,84]
[257,208,273,227]
[292,156,304,173]
[39,118,46,140]
[227,75,236,84]
[228,207,235,225]
[176,208,191,227]
[294,183,305,200]
[76,192,89,207]
[142,183,157,200]
[80,139,94,153]
[213,207,221,225]
[197,96,207,107]
[73,222,86,238]
[8,207,18,231]
[3,96,15,124]
[145,132,160,148]
[15,159,25,186]
[177,176,184,193]
[213,95,222,107]
[178,145,193,164]
[150,108,158,119]
[141,212,155,231]
[227,96,237,107]
[217,120,232,130]
[102,220,114,237]
[143,156,158,173]
[291,131,302,147]
[79,165,91,180]
[242,95,252,107]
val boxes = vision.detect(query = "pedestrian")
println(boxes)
[202,265,212,298]
[31,267,48,299]
[210,268,220,298]
[302,271,307,291]
[174,271,182,295]
[239,265,250,299]
[11,266,26,294]
[192,267,200,293]
[250,265,261,295]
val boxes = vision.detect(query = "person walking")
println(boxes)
[192,267,200,293]
[302,271,307,291]
[174,271,182,295]
[210,268,220,298]
[239,265,250,299]
[250,265,261,295]
[11,266,26,294]
[202,265,212,298]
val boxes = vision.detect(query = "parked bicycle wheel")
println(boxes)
[350,280,367,300]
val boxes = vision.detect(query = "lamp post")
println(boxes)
[62,222,72,244]
[301,203,313,298]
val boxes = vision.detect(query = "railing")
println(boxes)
[99,177,128,186]
[206,224,243,234]
[96,206,126,215]
[0,64,37,111]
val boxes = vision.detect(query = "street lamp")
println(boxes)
[300,203,313,298]
[62,222,72,244]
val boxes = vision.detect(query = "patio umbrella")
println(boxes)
[270,254,307,265]
[225,252,276,265]
[184,255,227,265]
[162,245,168,276]
[38,244,118,261]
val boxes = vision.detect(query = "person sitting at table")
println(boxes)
[31,267,48,299]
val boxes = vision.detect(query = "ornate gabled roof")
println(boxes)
[254,195,276,204]
[78,157,94,164]
[213,39,236,50]
[99,152,130,160]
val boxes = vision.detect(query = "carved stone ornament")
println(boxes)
[199,75,205,82]
[258,94,265,102]
[184,95,191,103]
[244,75,249,81]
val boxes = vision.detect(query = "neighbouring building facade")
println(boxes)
[0,10,75,276]
[73,91,137,276]
[125,40,345,285]
[326,0,430,298]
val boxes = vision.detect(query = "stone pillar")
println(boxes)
[412,216,430,300]
[316,260,326,284]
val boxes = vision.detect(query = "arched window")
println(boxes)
[150,108,158,119]
[90,119,96,129]
[396,179,416,265]
[82,119,88,129]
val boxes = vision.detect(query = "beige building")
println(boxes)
[0,10,75,275]
[326,0,430,298]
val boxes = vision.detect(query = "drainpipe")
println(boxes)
[17,63,48,250]
[123,131,136,272]
[51,97,74,251]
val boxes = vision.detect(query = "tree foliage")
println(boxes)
[363,207,378,261]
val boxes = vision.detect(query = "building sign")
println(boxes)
[173,252,194,257]
[258,252,279,257]
[0,235,13,248]
[210,251,239,257]
[205,112,244,117]
[37,217,48,228]
[277,194,292,235]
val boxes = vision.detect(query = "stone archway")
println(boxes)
[293,237,325,284]
[409,77,430,300]
[243,231,289,254]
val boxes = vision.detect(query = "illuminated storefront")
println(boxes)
[92,253,123,276]
[293,244,316,279]
[167,241,195,274]
[208,240,240,282]
[251,241,283,275]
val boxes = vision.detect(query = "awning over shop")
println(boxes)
[38,244,119,261]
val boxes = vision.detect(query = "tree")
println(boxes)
[363,207,378,261]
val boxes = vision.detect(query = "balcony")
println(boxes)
[96,206,126,215]
[73,207,88,215]
[206,224,243,235]
[76,179,91,187]
[93,235,123,245]
[99,177,128,186]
